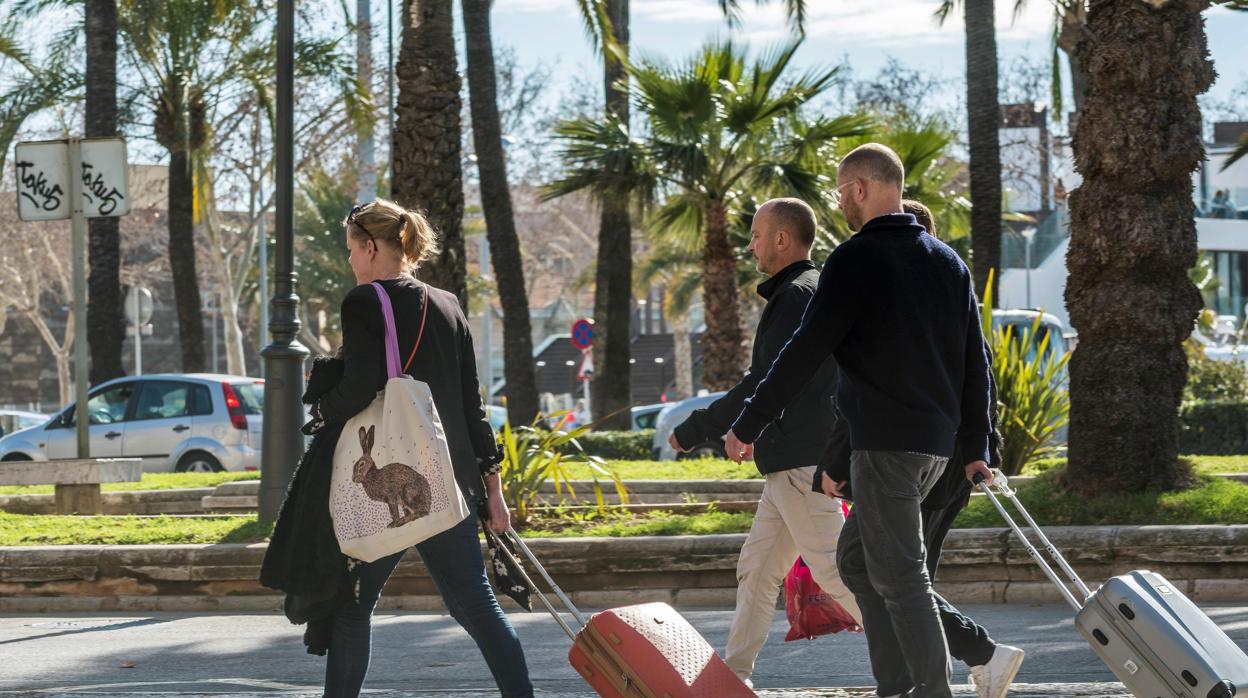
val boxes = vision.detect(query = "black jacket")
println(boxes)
[316,277,500,502]
[732,214,993,465]
[673,260,837,474]
[815,355,1003,513]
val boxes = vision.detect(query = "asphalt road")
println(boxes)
[2,604,1246,696]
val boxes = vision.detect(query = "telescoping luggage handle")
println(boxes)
[973,470,1093,612]
[486,528,588,641]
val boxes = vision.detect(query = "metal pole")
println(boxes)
[259,0,310,523]
[133,292,142,376]
[69,138,90,459]
[1024,236,1033,308]
[258,212,269,375]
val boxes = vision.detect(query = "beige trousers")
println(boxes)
[723,465,862,680]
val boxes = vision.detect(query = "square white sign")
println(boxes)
[14,137,130,221]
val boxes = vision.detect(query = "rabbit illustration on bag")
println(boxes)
[352,425,432,527]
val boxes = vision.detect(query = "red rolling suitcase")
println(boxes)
[489,530,756,698]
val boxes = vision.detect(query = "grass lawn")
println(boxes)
[0,512,273,546]
[5,466,1246,545]
[0,471,260,496]
[566,458,760,481]
[1022,455,1248,476]
[953,472,1248,528]
[0,509,752,546]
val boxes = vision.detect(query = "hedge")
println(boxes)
[1179,401,1248,455]
[574,430,656,460]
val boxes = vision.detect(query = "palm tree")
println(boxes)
[938,0,1004,306]
[393,0,468,308]
[85,0,124,383]
[590,0,634,429]
[1064,0,1211,494]
[461,0,540,425]
[548,42,870,391]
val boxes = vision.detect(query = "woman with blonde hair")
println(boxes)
[291,199,532,697]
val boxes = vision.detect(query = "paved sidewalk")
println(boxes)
[3,604,1246,696]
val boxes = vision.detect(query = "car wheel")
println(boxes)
[176,452,223,473]
[1,453,32,461]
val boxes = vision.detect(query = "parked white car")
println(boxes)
[0,374,265,472]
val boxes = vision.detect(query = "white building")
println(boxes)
[998,119,1248,329]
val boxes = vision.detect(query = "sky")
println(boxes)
[481,0,1248,121]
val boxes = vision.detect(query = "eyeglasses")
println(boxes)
[830,180,859,209]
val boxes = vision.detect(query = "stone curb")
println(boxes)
[2,525,1247,611]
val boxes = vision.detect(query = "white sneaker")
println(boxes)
[969,644,1026,698]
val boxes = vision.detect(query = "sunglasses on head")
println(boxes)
[349,203,375,241]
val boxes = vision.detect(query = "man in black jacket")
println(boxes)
[670,198,860,685]
[726,144,994,698]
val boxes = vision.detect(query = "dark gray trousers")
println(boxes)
[837,450,952,698]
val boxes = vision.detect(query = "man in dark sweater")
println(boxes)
[726,144,994,698]
[670,198,860,685]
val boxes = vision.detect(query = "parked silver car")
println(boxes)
[0,374,264,472]
[0,409,50,439]
[651,392,728,461]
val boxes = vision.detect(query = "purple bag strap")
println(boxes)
[370,282,403,379]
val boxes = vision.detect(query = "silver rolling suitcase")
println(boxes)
[974,471,1248,698]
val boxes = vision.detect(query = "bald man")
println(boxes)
[725,144,994,698]
[668,198,860,686]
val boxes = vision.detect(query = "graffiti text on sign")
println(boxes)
[81,162,125,216]
[16,160,63,212]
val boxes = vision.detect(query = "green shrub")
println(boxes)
[1184,355,1248,402]
[1179,401,1248,455]
[574,429,656,460]
[982,272,1071,475]
[498,412,630,524]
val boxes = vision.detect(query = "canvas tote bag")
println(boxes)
[330,282,470,562]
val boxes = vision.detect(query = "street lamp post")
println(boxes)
[654,356,666,402]
[1021,226,1037,309]
[259,0,309,523]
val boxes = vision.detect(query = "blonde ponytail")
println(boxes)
[345,198,441,273]
[398,208,439,272]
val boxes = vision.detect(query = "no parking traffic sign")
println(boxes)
[570,318,594,350]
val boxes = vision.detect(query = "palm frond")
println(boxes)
[934,0,958,25]
[0,65,83,172]
[1225,132,1248,171]
[543,114,658,204]
[0,27,35,73]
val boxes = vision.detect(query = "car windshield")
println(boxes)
[232,382,264,416]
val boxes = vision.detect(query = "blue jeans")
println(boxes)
[837,450,952,698]
[323,513,533,698]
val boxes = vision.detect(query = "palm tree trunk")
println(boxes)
[592,0,634,429]
[393,0,467,309]
[965,0,1003,305]
[670,310,693,401]
[86,0,124,383]
[168,147,206,372]
[700,200,745,391]
[1064,0,1211,494]
[461,0,540,425]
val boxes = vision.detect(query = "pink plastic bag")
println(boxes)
[783,555,862,641]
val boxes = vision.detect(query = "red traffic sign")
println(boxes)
[570,318,594,350]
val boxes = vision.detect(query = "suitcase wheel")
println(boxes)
[1208,680,1236,698]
